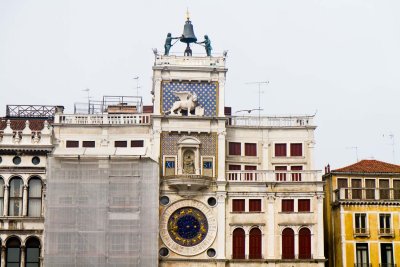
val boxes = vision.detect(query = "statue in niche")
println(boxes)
[183,150,195,174]
[168,91,204,116]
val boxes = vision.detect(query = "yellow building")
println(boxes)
[323,160,400,267]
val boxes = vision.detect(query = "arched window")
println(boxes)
[25,237,41,267]
[28,178,42,217]
[282,228,295,259]
[299,228,311,259]
[249,228,262,259]
[9,178,23,216]
[232,228,245,259]
[6,237,21,267]
[0,178,4,216]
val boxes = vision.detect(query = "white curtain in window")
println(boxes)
[9,178,23,216]
[9,199,22,216]
[29,179,42,217]
[0,179,4,215]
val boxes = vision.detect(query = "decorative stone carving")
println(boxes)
[168,91,203,116]
[183,150,195,174]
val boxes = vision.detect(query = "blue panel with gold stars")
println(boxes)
[162,81,218,116]
[168,207,208,247]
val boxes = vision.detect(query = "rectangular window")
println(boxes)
[229,165,241,170]
[356,243,369,266]
[228,165,241,181]
[351,179,362,199]
[114,141,127,147]
[337,178,348,199]
[380,243,394,266]
[229,142,241,155]
[379,214,391,235]
[244,143,257,156]
[290,143,302,156]
[394,180,400,199]
[298,199,310,212]
[131,140,144,147]
[82,141,95,148]
[275,166,287,181]
[354,213,367,234]
[365,179,375,199]
[281,199,294,212]
[275,143,287,157]
[245,165,257,181]
[249,199,261,212]
[66,140,79,148]
[232,199,245,212]
[379,179,390,200]
[291,165,303,181]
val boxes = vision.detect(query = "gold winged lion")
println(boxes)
[168,91,198,116]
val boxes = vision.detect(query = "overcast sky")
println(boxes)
[1,0,399,170]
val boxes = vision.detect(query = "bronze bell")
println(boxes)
[180,19,197,44]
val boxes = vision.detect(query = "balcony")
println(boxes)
[334,188,400,203]
[226,170,320,183]
[378,228,395,237]
[54,114,151,125]
[227,115,314,128]
[163,174,212,197]
[353,228,370,237]
[379,264,397,267]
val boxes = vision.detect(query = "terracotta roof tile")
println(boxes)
[0,118,52,131]
[333,159,400,173]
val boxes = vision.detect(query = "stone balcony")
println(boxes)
[226,170,321,183]
[163,174,212,197]
[154,54,226,68]
[227,115,315,128]
[54,113,151,125]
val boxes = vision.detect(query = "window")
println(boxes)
[298,228,311,259]
[0,178,4,216]
[290,143,302,156]
[380,243,394,266]
[379,179,390,200]
[228,165,241,181]
[9,178,23,216]
[131,140,144,147]
[394,180,400,199]
[282,228,295,259]
[354,213,367,234]
[351,179,362,199]
[114,141,127,147]
[245,165,257,181]
[337,178,348,199]
[229,165,241,170]
[82,141,95,148]
[66,140,79,148]
[249,199,261,212]
[365,179,375,199]
[232,228,245,259]
[249,228,262,259]
[282,199,294,212]
[26,237,40,267]
[291,166,302,181]
[298,199,310,212]
[275,143,287,157]
[28,178,42,217]
[379,214,391,235]
[244,143,257,156]
[356,243,369,267]
[229,142,241,156]
[275,166,287,181]
[232,199,245,212]
[6,237,21,267]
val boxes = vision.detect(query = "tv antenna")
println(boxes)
[133,76,141,97]
[383,133,396,163]
[346,146,359,162]
[245,81,269,120]
[82,88,91,103]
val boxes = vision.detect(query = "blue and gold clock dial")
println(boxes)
[168,207,208,247]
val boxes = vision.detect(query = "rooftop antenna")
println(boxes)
[82,88,91,103]
[133,76,140,97]
[346,146,359,162]
[383,133,396,163]
[245,81,269,122]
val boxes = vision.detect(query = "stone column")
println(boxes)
[3,186,9,216]
[261,142,269,170]
[1,246,6,267]
[316,194,325,258]
[153,77,162,116]
[308,141,315,170]
[245,229,249,259]
[216,192,226,259]
[23,185,28,216]
[20,245,25,267]
[217,130,226,181]
[266,195,275,258]
[294,232,299,259]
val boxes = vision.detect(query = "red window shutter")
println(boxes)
[229,142,241,156]
[245,165,257,181]
[299,228,311,259]
[282,228,295,259]
[115,141,127,147]
[275,143,287,157]
[249,228,262,259]
[298,199,310,212]
[291,165,303,181]
[232,199,245,212]
[275,166,287,181]
[290,143,302,156]
[233,228,245,259]
[282,199,294,212]
[66,140,79,148]
[245,143,257,156]
[229,165,241,170]
[249,199,261,212]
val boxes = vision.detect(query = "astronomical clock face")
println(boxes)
[160,200,217,256]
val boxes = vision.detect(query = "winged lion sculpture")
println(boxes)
[168,91,198,116]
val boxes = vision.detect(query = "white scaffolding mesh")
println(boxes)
[45,158,159,267]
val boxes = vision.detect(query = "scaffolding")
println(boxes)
[45,158,159,267]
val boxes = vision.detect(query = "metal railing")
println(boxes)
[334,188,400,202]
[353,228,370,236]
[6,105,62,118]
[378,228,395,237]
[227,115,314,127]
[226,170,320,182]
[54,114,151,125]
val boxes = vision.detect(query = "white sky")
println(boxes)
[1,0,399,170]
